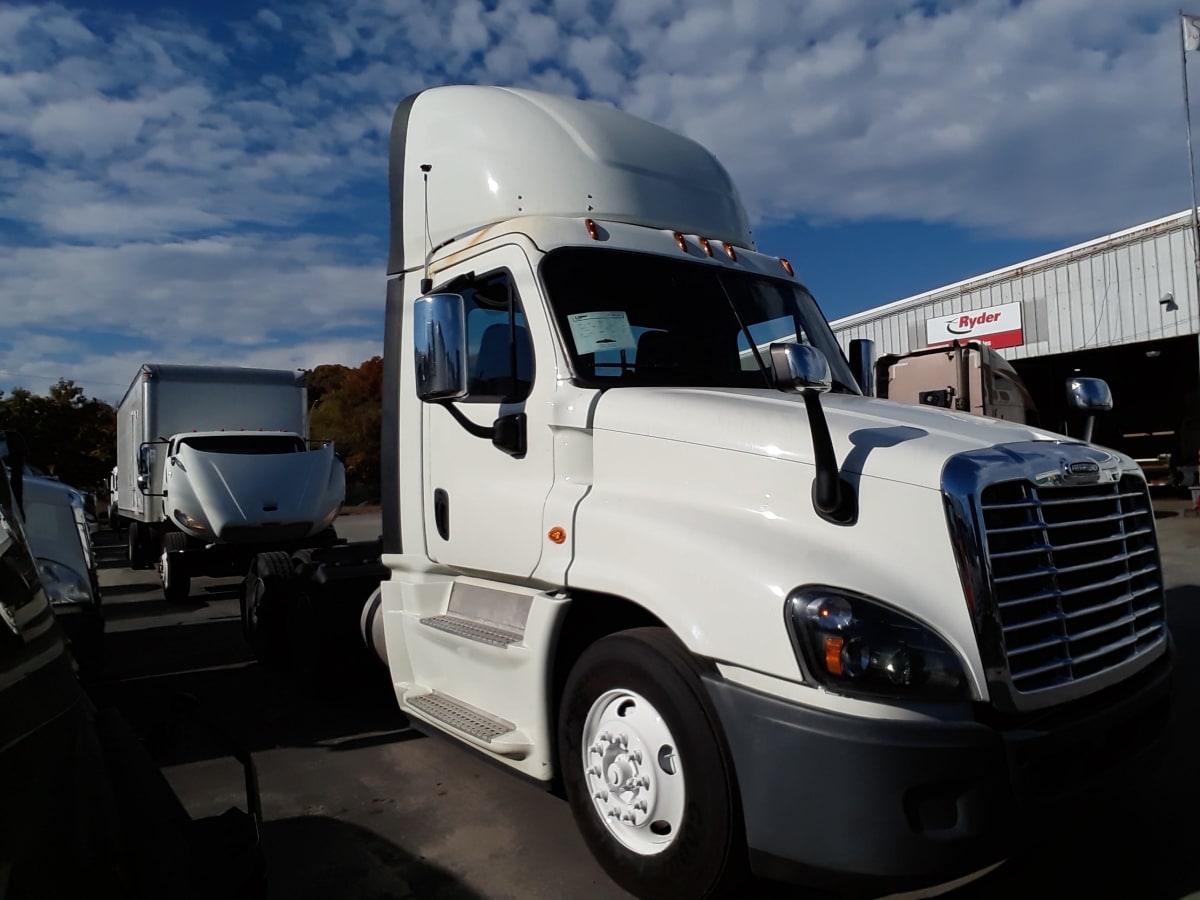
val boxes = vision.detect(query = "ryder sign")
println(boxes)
[926,301,1023,349]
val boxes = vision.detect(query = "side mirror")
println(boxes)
[770,343,832,394]
[1066,377,1113,412]
[848,338,876,397]
[769,344,854,524]
[1066,377,1112,444]
[136,473,150,493]
[414,293,469,402]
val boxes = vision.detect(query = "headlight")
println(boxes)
[787,586,969,702]
[174,509,211,535]
[36,558,93,605]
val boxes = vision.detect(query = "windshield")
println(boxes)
[177,434,306,454]
[540,248,859,392]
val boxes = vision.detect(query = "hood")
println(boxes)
[20,477,91,577]
[591,387,1075,489]
[170,443,345,541]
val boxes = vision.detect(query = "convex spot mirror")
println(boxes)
[414,293,468,402]
[769,342,832,394]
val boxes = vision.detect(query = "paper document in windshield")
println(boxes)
[567,311,636,355]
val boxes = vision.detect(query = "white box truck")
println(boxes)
[257,86,1173,898]
[114,364,345,602]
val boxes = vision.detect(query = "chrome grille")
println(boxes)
[979,474,1165,693]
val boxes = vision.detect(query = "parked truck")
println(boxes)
[0,432,265,898]
[873,340,1170,480]
[875,339,1040,423]
[115,364,345,601]
[0,430,103,669]
[255,86,1173,898]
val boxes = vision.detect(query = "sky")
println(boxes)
[1,0,1197,405]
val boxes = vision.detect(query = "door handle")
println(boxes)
[433,488,450,540]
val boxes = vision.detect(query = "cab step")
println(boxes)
[404,690,532,759]
[419,613,522,647]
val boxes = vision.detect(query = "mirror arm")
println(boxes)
[1081,416,1095,444]
[801,391,856,525]
[437,403,527,458]
[438,401,495,439]
[803,390,842,515]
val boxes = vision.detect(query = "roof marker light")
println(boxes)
[584,218,600,240]
[780,258,795,276]
[722,242,737,261]
[699,237,713,257]
[673,232,688,253]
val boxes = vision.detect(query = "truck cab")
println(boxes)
[353,86,1173,899]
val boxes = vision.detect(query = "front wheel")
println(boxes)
[558,627,747,900]
[157,531,190,602]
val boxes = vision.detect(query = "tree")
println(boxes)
[308,358,382,503]
[0,379,117,491]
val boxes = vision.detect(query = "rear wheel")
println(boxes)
[157,531,190,602]
[242,551,293,667]
[127,520,152,569]
[558,627,747,900]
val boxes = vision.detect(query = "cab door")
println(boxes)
[422,244,554,578]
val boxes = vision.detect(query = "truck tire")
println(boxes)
[127,520,151,570]
[157,531,190,603]
[557,627,747,900]
[243,551,293,667]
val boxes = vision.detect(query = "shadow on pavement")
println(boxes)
[262,816,485,900]
[930,584,1200,900]
[87,613,407,767]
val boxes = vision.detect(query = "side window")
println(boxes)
[459,271,534,403]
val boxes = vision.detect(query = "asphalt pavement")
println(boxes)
[84,503,1200,900]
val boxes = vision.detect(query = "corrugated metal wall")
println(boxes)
[831,211,1200,360]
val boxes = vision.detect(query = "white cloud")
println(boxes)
[1,0,1196,401]
[256,9,283,31]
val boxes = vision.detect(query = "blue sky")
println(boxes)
[0,0,1195,403]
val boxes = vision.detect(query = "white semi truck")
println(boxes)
[257,86,1173,898]
[115,364,345,602]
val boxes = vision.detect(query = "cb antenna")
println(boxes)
[420,164,433,294]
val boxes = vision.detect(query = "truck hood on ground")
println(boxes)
[591,387,1073,489]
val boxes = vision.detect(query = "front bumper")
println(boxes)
[702,645,1173,890]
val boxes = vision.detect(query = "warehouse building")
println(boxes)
[830,209,1200,485]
